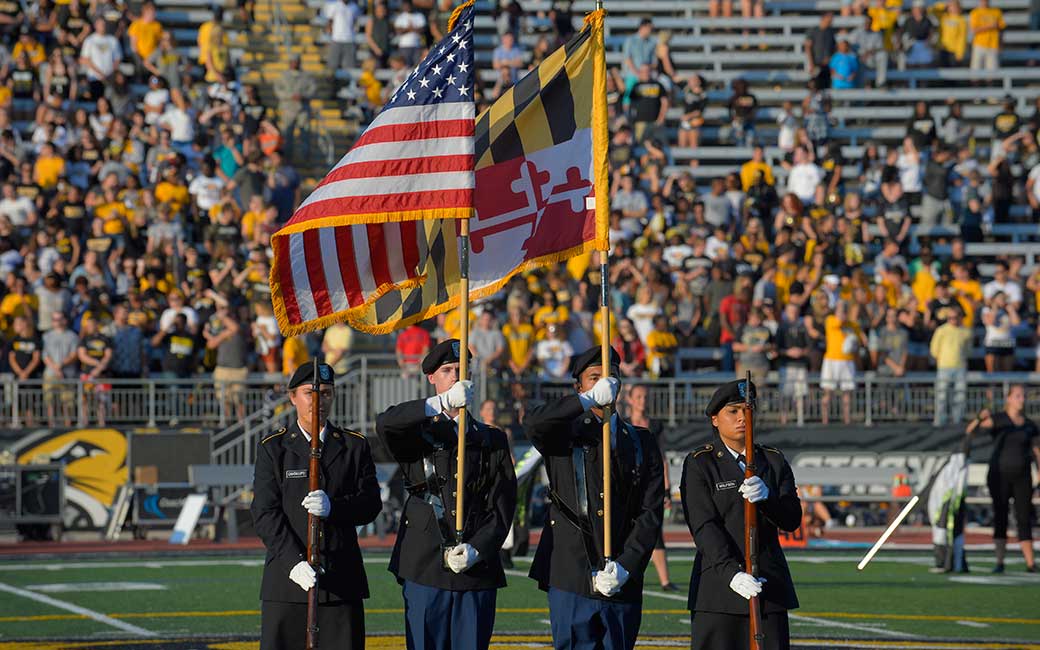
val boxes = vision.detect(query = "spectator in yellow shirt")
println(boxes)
[645,314,678,378]
[739,144,775,190]
[128,2,164,67]
[94,187,129,235]
[934,0,968,66]
[969,0,1005,71]
[13,28,46,68]
[930,310,972,426]
[33,142,65,190]
[154,165,189,215]
[821,301,867,424]
[502,306,535,377]
[867,0,900,51]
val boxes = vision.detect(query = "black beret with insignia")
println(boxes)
[288,360,335,390]
[422,338,472,375]
[569,346,622,380]
[705,378,756,417]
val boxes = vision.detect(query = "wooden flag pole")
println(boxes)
[454,217,471,544]
[594,0,612,565]
[600,261,612,562]
[305,356,323,650]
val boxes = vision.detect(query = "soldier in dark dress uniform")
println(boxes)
[524,346,664,650]
[376,338,517,650]
[251,360,383,650]
[680,378,801,650]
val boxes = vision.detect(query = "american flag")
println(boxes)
[270,4,474,334]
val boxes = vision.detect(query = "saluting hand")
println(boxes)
[582,377,620,407]
[441,380,474,410]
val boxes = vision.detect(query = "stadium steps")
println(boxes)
[234,0,357,181]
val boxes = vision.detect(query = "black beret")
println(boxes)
[569,346,621,380]
[287,360,335,390]
[705,378,757,417]
[421,338,471,375]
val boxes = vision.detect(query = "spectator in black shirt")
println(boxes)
[921,146,954,227]
[900,0,936,68]
[926,282,966,328]
[152,312,198,381]
[804,12,836,88]
[629,64,670,145]
[678,73,707,149]
[777,301,811,424]
[905,101,937,151]
[992,96,1022,155]
[727,78,758,146]
[77,314,113,425]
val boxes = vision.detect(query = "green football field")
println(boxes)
[0,551,1037,649]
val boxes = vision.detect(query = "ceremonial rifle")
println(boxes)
[744,370,764,650]
[306,359,323,650]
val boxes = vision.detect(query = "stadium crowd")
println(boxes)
[0,0,1034,427]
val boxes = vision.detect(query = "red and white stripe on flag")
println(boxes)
[270,104,475,335]
[287,103,475,226]
[273,221,423,327]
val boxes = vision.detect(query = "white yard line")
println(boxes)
[789,613,912,638]
[507,569,916,640]
[0,580,155,637]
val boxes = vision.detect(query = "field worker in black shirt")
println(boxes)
[681,378,801,650]
[965,384,1040,573]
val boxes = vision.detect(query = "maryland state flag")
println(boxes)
[271,7,609,336]
[348,11,611,334]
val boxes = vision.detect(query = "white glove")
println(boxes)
[301,490,331,518]
[739,476,770,504]
[289,560,317,592]
[445,543,480,573]
[729,572,766,600]
[592,560,629,597]
[441,380,474,410]
[581,377,620,407]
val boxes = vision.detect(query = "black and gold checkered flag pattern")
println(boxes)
[474,27,596,170]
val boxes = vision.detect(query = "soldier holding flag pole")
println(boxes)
[376,339,517,650]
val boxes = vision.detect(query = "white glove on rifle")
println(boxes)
[441,380,474,411]
[739,476,769,504]
[290,560,317,592]
[445,543,480,573]
[301,489,331,517]
[580,377,620,408]
[729,572,766,600]
[592,560,629,597]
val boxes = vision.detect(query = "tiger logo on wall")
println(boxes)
[11,429,128,529]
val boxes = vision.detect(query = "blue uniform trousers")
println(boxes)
[402,580,496,650]
[547,587,642,650]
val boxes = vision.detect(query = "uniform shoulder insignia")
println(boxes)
[760,445,782,455]
[342,429,366,440]
[261,427,287,445]
[692,443,713,458]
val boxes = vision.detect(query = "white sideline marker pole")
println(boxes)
[857,495,920,571]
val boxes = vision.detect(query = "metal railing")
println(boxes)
[6,364,1039,435]
[4,376,287,429]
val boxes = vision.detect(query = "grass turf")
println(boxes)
[0,552,1036,643]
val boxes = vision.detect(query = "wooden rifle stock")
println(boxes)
[306,361,322,650]
[744,370,764,650]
